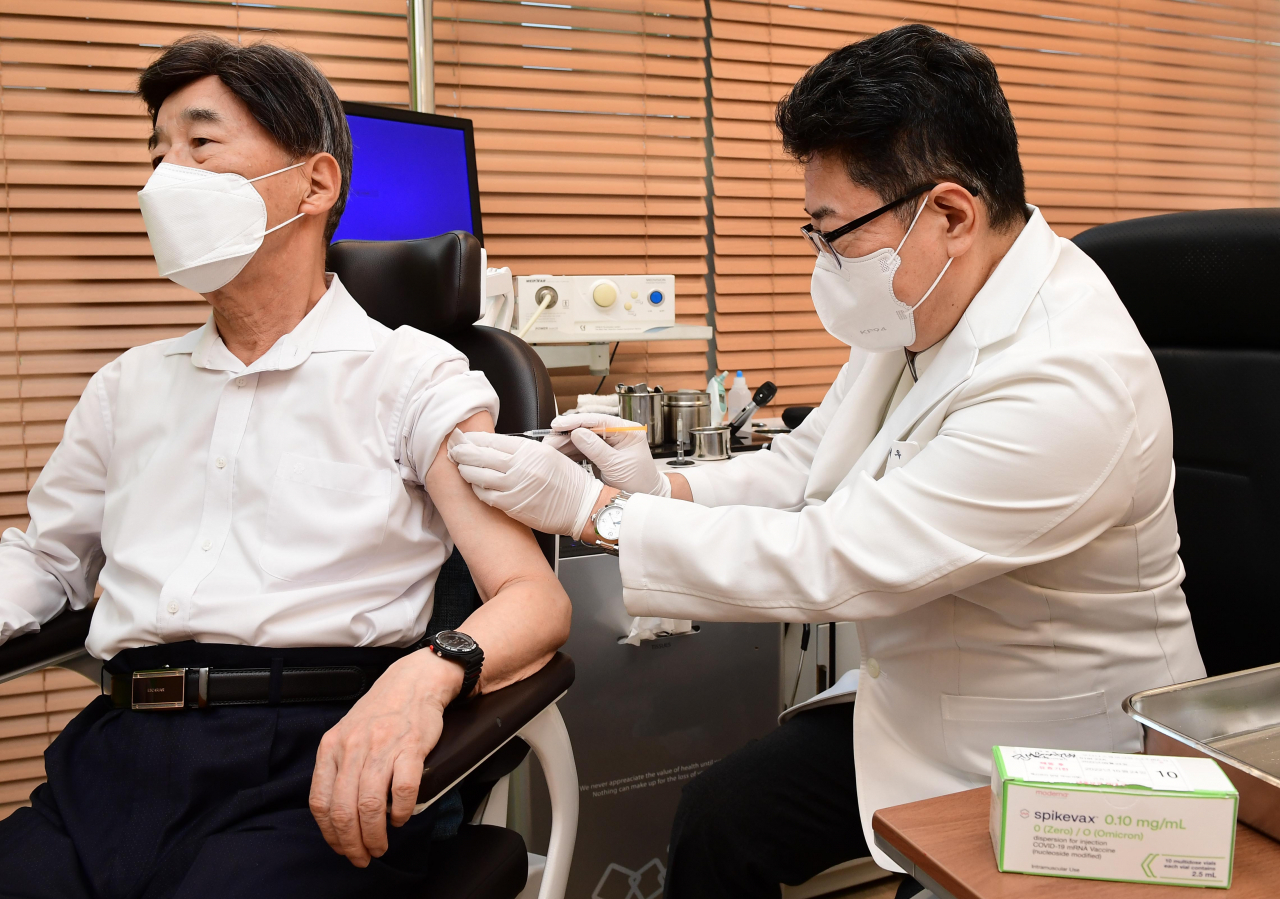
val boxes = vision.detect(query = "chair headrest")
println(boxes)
[1072,208,1280,350]
[326,231,482,335]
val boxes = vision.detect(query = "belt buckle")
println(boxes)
[131,668,187,710]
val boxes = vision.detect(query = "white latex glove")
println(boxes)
[448,429,603,539]
[545,413,671,498]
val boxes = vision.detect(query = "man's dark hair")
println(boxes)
[775,24,1026,231]
[138,34,352,242]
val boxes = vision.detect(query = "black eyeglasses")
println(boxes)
[801,183,937,268]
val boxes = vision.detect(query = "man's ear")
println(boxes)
[298,152,341,218]
[931,182,980,256]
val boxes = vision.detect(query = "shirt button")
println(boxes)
[236,378,246,388]
[201,540,212,552]
[166,601,179,615]
[867,658,881,679]
[215,457,226,469]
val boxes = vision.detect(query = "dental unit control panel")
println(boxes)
[515,274,675,339]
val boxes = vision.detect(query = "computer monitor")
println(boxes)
[333,102,483,246]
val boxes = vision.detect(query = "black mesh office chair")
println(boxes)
[0,231,576,899]
[1073,208,1280,677]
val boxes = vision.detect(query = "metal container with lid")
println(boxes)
[691,425,731,460]
[661,391,710,451]
[616,383,664,447]
[1126,661,1280,842]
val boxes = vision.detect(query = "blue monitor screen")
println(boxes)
[332,114,475,243]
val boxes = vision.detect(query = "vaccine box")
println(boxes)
[990,746,1238,888]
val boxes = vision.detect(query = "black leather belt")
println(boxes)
[107,664,388,710]
[101,641,414,711]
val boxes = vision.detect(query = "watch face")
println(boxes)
[596,504,625,541]
[435,631,477,653]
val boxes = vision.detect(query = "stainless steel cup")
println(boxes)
[662,391,711,450]
[691,425,731,460]
[616,384,664,447]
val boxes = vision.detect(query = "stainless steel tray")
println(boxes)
[1126,662,1280,841]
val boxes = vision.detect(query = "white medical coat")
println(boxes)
[618,209,1205,869]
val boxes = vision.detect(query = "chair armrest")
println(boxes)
[0,608,94,685]
[418,652,575,804]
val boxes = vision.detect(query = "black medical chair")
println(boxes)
[0,231,576,899]
[1073,208,1280,678]
[327,231,559,573]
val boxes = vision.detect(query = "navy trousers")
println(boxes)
[0,645,460,899]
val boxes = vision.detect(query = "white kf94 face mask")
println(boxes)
[810,198,954,351]
[137,161,307,294]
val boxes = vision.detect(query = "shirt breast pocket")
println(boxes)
[259,453,393,584]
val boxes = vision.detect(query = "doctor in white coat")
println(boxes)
[450,24,1205,899]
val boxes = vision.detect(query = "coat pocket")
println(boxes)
[940,691,1113,777]
[259,453,393,583]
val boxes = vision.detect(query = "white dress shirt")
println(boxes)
[0,274,499,659]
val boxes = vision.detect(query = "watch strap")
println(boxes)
[456,666,481,704]
[428,633,484,705]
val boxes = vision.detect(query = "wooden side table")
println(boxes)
[872,788,1280,898]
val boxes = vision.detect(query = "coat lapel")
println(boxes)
[854,323,979,482]
[805,349,905,503]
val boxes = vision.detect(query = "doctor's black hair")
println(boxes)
[775,25,1026,232]
[138,33,352,242]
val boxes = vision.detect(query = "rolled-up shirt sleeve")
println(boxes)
[396,331,501,483]
[0,367,114,644]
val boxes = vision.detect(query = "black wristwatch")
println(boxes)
[428,630,484,704]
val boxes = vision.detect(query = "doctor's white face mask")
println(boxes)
[810,198,954,351]
[137,161,306,294]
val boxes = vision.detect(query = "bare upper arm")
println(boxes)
[423,411,555,601]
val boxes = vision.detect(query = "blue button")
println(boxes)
[648,290,664,305]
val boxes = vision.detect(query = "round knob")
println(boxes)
[624,301,633,310]
[591,280,618,308]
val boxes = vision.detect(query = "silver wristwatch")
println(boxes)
[589,491,631,556]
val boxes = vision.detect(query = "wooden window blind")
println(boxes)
[709,0,1280,409]
[0,0,1275,821]
[433,0,712,406]
[0,0,412,819]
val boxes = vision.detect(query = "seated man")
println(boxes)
[0,34,571,899]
